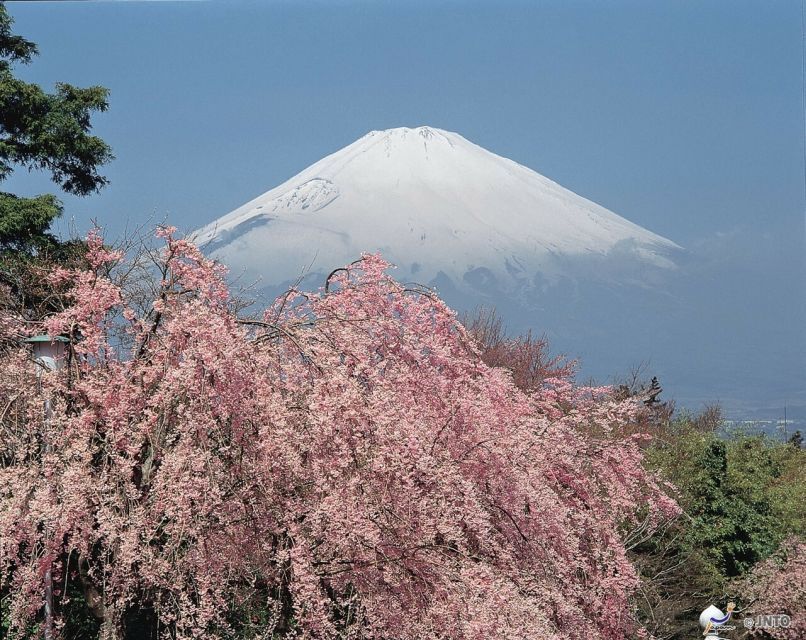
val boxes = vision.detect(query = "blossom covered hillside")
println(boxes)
[0,230,679,639]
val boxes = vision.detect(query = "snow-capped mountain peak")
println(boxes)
[194,126,681,294]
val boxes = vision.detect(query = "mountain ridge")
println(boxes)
[194,126,682,294]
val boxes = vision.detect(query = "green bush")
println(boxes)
[634,412,805,639]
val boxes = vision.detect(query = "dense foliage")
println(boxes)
[632,416,805,639]
[0,3,111,202]
[0,2,111,318]
[741,537,806,639]
[466,313,806,639]
[0,230,680,639]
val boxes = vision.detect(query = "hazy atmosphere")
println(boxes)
[2,2,805,639]
[8,1,806,419]
[7,0,804,424]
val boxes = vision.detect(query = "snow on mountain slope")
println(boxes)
[194,126,681,293]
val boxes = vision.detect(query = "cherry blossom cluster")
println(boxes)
[0,229,679,639]
[743,537,805,639]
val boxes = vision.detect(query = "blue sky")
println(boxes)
[6,0,803,244]
[5,0,806,415]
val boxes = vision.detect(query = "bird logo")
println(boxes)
[701,602,736,637]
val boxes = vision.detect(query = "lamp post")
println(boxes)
[24,336,68,640]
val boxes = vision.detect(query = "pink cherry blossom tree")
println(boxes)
[0,228,679,639]
[742,537,805,639]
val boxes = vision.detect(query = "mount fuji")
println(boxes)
[193,127,806,418]
[194,126,681,297]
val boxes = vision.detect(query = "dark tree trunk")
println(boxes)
[122,606,159,640]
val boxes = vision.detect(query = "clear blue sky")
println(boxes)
[5,0,806,416]
[6,0,803,245]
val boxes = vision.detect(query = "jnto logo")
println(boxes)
[699,602,793,636]
[743,614,791,630]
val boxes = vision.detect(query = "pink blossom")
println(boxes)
[0,231,679,639]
